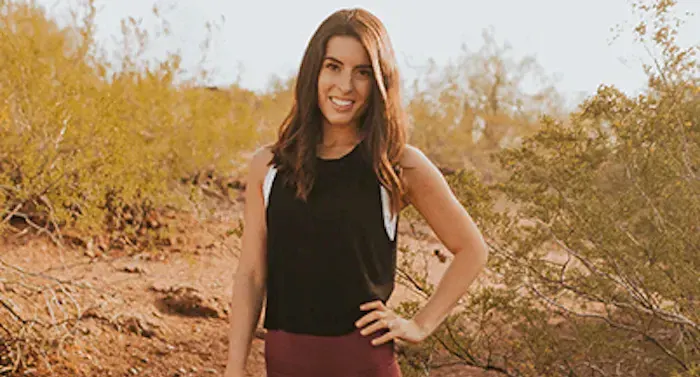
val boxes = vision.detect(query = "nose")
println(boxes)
[337,70,354,93]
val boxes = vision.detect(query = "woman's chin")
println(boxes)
[323,115,359,128]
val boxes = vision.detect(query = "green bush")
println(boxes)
[0,1,290,246]
[397,1,698,375]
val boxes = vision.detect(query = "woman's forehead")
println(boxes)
[324,35,370,66]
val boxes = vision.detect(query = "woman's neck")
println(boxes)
[320,122,362,148]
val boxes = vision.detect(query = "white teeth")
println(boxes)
[331,97,353,106]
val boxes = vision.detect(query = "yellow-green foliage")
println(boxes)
[1,0,696,375]
[416,1,698,376]
[0,1,290,239]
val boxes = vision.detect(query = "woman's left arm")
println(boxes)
[401,145,489,337]
[356,145,489,345]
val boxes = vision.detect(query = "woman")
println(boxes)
[224,8,488,377]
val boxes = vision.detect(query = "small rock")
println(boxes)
[146,211,161,229]
[129,367,138,375]
[123,264,148,274]
[82,307,102,319]
[154,285,223,318]
[120,315,158,338]
[228,179,245,190]
[132,253,150,261]
[433,249,447,263]
[149,282,170,293]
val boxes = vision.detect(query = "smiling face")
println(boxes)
[317,35,373,131]
[271,8,407,212]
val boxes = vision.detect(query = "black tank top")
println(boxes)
[262,142,399,336]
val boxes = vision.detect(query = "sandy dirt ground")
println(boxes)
[0,189,496,377]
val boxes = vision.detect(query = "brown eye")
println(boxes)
[354,69,372,80]
[325,62,340,71]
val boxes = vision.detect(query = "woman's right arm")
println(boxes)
[224,147,272,377]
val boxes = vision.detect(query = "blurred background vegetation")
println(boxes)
[0,0,697,376]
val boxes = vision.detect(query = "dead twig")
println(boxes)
[8,211,62,247]
[529,280,689,371]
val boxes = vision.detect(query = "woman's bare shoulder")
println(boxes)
[398,144,445,194]
[247,145,275,182]
[399,144,430,170]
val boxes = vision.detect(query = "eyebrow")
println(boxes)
[323,56,372,70]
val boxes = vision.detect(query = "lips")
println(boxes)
[331,97,354,106]
[329,96,355,112]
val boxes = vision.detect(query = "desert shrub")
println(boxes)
[397,1,698,376]
[0,1,288,247]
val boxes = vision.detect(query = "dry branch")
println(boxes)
[0,257,115,374]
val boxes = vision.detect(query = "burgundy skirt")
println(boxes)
[264,328,402,377]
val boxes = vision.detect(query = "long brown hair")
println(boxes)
[270,8,408,214]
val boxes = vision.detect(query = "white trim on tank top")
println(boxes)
[262,166,278,208]
[379,185,398,241]
[262,166,397,241]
